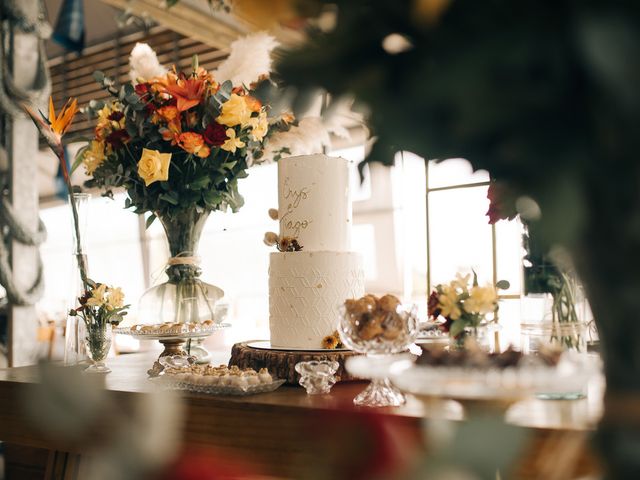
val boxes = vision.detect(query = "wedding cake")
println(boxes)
[269,154,365,349]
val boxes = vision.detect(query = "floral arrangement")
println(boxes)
[25,96,130,367]
[77,33,340,226]
[69,283,129,328]
[428,272,505,339]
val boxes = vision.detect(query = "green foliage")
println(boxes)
[276,0,640,246]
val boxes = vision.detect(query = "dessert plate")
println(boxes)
[246,340,350,353]
[388,355,596,403]
[114,322,230,341]
[152,376,286,396]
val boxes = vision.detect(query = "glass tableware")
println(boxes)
[295,360,339,394]
[389,351,598,412]
[153,376,286,396]
[338,302,419,407]
[65,193,90,365]
[113,323,230,376]
[137,209,224,363]
[83,323,112,374]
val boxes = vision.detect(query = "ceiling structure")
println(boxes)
[44,0,301,57]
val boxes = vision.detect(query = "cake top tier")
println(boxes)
[278,154,352,252]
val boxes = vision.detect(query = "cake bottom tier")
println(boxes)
[269,251,365,349]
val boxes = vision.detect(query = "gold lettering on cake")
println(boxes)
[280,177,312,238]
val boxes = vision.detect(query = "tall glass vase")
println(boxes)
[138,208,224,362]
[64,193,91,365]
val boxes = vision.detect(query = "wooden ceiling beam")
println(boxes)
[99,0,302,51]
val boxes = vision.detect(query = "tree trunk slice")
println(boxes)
[229,342,361,385]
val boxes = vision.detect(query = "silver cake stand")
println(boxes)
[114,323,230,376]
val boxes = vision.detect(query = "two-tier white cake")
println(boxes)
[269,154,365,349]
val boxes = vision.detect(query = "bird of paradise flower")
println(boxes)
[23,97,90,289]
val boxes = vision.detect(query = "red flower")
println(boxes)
[105,129,129,148]
[203,122,228,146]
[108,111,124,122]
[145,102,157,115]
[486,181,518,224]
[134,83,150,96]
[427,290,441,320]
[440,317,454,333]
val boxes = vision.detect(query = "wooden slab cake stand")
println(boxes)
[229,341,361,385]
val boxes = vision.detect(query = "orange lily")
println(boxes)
[163,74,206,112]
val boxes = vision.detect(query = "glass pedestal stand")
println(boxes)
[353,376,406,407]
[186,340,211,364]
[147,338,190,377]
[114,323,231,377]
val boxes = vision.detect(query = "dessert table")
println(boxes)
[0,351,603,479]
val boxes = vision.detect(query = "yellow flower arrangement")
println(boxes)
[428,271,506,341]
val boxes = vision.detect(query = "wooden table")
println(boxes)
[0,351,604,479]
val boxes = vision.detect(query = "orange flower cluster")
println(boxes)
[126,65,267,161]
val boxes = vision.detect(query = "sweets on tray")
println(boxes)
[162,364,274,388]
[125,320,216,335]
[416,345,562,369]
[343,294,405,342]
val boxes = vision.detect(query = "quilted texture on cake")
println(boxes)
[269,252,364,349]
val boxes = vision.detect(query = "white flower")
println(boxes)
[129,43,166,83]
[213,32,278,87]
[259,117,332,164]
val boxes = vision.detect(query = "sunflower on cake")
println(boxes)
[264,154,365,349]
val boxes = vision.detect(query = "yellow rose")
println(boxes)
[138,148,171,186]
[83,140,106,175]
[463,285,498,315]
[217,93,252,127]
[248,112,268,142]
[106,287,125,310]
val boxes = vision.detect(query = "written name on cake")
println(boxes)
[280,177,313,238]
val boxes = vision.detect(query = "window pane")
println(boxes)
[495,218,525,295]
[428,186,493,286]
[39,194,144,317]
[428,158,490,189]
[332,145,372,203]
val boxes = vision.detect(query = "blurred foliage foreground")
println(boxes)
[271,0,640,476]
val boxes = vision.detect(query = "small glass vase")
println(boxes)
[450,322,499,351]
[84,323,112,374]
[296,360,339,395]
[64,193,91,365]
[138,208,224,362]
